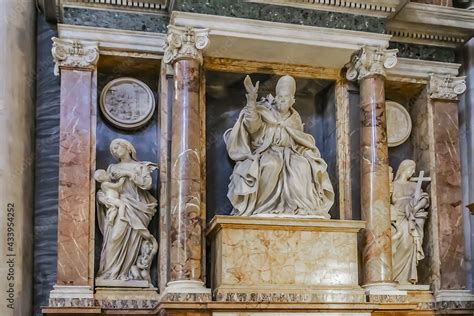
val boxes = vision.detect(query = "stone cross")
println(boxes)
[409,170,431,201]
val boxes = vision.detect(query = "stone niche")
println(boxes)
[205,70,364,303]
[94,55,161,298]
[205,71,340,220]
[208,216,365,303]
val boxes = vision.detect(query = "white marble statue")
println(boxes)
[391,159,430,285]
[95,138,158,287]
[224,75,334,217]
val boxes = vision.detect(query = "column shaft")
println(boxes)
[432,99,465,290]
[57,69,94,285]
[170,59,203,282]
[359,75,393,286]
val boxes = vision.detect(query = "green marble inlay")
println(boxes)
[173,0,386,33]
[389,42,456,63]
[63,7,169,33]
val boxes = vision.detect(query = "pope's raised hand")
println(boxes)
[243,75,259,106]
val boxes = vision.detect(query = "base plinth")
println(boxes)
[95,287,160,309]
[208,215,366,303]
[160,280,212,302]
[48,285,94,307]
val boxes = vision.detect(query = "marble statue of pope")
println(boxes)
[224,75,334,217]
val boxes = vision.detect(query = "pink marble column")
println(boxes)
[162,25,211,299]
[428,75,467,292]
[345,47,404,302]
[359,74,393,286]
[170,58,202,283]
[49,37,99,307]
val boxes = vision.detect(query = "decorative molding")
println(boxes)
[386,3,474,47]
[61,0,168,12]
[51,37,99,75]
[428,74,467,101]
[386,58,460,83]
[163,25,209,64]
[58,24,167,55]
[171,11,391,69]
[345,46,398,81]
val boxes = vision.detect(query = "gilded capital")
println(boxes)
[428,74,466,101]
[51,37,99,76]
[345,46,398,81]
[163,25,210,65]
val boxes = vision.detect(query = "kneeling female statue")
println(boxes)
[224,75,334,217]
[95,138,158,287]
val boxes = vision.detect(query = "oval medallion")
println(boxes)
[100,78,155,130]
[386,100,412,147]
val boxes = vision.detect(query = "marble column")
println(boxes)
[161,25,211,300]
[346,46,406,302]
[0,1,35,315]
[427,75,471,301]
[48,37,99,307]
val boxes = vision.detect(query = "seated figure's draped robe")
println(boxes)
[224,100,334,217]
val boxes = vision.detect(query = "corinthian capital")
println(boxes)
[51,37,99,76]
[345,46,398,81]
[428,74,466,101]
[163,25,210,65]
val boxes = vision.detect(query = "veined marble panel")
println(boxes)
[208,216,365,303]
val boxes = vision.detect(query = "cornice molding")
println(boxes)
[171,11,391,70]
[345,46,398,81]
[58,24,167,56]
[428,74,467,101]
[387,3,474,47]
[51,37,99,75]
[163,25,210,64]
[386,58,460,83]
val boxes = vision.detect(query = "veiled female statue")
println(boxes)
[224,75,334,217]
[391,159,430,285]
[95,138,158,287]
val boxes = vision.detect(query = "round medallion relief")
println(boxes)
[100,78,155,130]
[386,100,412,147]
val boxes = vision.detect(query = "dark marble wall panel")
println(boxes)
[63,7,169,33]
[322,84,339,218]
[95,70,160,285]
[174,0,386,34]
[34,14,60,316]
[205,71,336,221]
[388,42,457,63]
[348,88,361,221]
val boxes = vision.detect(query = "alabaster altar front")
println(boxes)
[208,216,365,303]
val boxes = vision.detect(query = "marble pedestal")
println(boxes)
[208,216,366,303]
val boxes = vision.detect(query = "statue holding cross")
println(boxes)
[390,159,431,285]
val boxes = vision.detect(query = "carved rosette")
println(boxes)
[428,74,467,101]
[163,25,210,65]
[51,37,99,76]
[345,46,398,81]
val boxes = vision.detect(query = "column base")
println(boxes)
[48,285,94,307]
[160,280,211,302]
[435,289,474,311]
[363,282,408,303]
